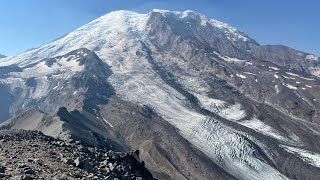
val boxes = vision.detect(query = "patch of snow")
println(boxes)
[286,72,299,77]
[177,76,211,94]
[102,118,113,128]
[305,54,318,61]
[299,76,315,81]
[310,67,320,77]
[306,85,313,88]
[31,77,50,99]
[283,83,297,90]
[240,118,287,142]
[269,67,280,70]
[282,75,295,80]
[221,56,247,63]
[236,74,246,79]
[274,74,279,79]
[275,85,280,93]
[280,145,320,168]
[243,72,256,76]
[195,94,246,121]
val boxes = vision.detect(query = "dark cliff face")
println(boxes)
[0,84,11,123]
[252,45,320,72]
[147,11,259,59]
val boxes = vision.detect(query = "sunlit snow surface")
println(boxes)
[0,10,291,179]
[152,9,251,42]
[281,145,320,168]
[0,54,84,100]
[108,59,288,179]
[305,54,318,61]
[240,118,287,142]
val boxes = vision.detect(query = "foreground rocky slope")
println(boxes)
[0,129,154,179]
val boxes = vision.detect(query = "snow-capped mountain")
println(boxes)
[1,9,320,180]
[0,54,5,59]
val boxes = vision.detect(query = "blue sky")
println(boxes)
[0,0,319,56]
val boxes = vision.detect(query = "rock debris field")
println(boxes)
[0,130,155,180]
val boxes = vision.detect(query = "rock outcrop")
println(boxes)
[0,129,154,179]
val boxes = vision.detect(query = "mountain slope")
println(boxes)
[0,98,235,180]
[0,9,320,180]
[0,48,114,122]
[0,129,154,179]
[0,108,123,149]
[0,54,5,59]
[253,45,320,73]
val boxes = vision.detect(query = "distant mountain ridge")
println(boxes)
[0,9,320,180]
[0,54,5,59]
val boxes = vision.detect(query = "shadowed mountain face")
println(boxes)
[0,84,11,122]
[253,45,320,73]
[0,48,114,121]
[0,9,320,180]
[0,54,5,59]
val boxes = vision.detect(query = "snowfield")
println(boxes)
[281,145,320,168]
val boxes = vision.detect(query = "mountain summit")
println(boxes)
[0,9,258,66]
[0,9,320,180]
[1,9,318,72]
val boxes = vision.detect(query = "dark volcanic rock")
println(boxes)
[252,45,320,72]
[0,129,154,180]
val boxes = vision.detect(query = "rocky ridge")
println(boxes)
[0,129,154,180]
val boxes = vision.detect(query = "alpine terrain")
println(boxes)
[0,54,6,59]
[0,9,320,180]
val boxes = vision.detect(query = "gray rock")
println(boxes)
[0,130,154,179]
[19,174,34,180]
[0,165,5,173]
[74,157,81,167]
[24,168,36,175]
